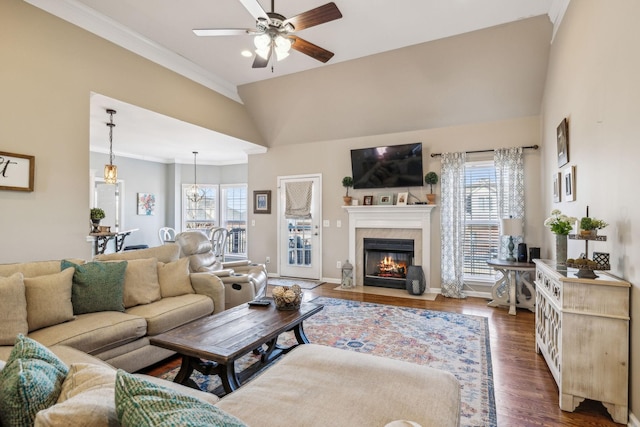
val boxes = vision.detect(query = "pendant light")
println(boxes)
[187,151,205,203]
[104,109,118,184]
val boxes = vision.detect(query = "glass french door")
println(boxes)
[278,175,322,279]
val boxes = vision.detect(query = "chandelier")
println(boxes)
[186,151,205,203]
[104,109,118,184]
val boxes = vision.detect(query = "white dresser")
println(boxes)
[533,259,630,424]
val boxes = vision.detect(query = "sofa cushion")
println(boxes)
[0,334,68,427]
[62,260,127,314]
[94,243,180,263]
[115,369,246,427]
[120,257,161,308]
[126,294,213,336]
[157,257,194,298]
[0,259,84,279]
[34,363,117,427]
[28,311,147,356]
[0,273,28,345]
[24,268,75,332]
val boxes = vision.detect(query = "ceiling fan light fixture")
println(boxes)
[274,35,291,61]
[255,46,271,60]
[254,33,271,50]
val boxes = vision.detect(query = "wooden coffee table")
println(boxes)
[150,298,323,394]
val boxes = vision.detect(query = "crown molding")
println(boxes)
[23,0,242,103]
[548,0,570,43]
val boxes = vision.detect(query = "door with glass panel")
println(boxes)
[278,175,322,279]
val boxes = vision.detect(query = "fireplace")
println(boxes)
[363,238,414,289]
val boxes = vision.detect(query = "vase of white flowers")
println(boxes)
[544,209,577,265]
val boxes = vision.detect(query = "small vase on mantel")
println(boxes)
[555,234,568,265]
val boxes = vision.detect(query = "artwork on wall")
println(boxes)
[563,166,576,202]
[137,193,156,215]
[553,172,561,203]
[253,190,271,214]
[378,193,393,205]
[396,192,408,206]
[0,151,35,192]
[557,118,569,167]
[363,195,373,206]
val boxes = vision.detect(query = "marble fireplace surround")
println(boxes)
[344,205,436,289]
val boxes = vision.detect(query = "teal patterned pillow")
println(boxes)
[61,260,127,314]
[115,370,247,427]
[0,334,68,427]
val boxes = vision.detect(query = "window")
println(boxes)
[182,184,218,230]
[220,184,247,257]
[463,161,500,281]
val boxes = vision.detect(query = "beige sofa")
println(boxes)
[0,341,461,426]
[0,244,224,373]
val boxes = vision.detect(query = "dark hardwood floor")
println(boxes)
[142,284,620,426]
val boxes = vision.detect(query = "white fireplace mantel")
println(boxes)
[343,205,436,289]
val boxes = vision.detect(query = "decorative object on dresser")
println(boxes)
[533,259,630,424]
[424,171,438,204]
[341,176,353,205]
[500,217,523,262]
[543,209,576,265]
[567,207,610,278]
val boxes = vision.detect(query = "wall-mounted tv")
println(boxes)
[350,143,423,189]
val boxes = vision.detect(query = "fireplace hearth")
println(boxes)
[364,238,414,289]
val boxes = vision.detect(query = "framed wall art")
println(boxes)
[137,193,156,215]
[253,190,271,214]
[557,118,569,167]
[378,193,393,205]
[0,151,35,192]
[563,165,576,202]
[363,195,373,206]
[553,172,561,203]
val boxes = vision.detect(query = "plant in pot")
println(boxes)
[342,176,354,205]
[90,208,105,233]
[424,172,438,204]
[579,217,608,236]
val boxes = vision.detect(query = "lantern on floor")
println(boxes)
[341,260,354,289]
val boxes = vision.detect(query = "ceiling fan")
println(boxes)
[193,0,343,68]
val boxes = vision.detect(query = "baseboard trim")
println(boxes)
[628,411,638,427]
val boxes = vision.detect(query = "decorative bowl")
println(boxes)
[271,285,303,311]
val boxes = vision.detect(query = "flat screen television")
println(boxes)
[350,143,423,189]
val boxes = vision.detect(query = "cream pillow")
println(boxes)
[120,258,161,308]
[34,363,118,427]
[157,257,194,298]
[0,273,28,345]
[24,268,75,332]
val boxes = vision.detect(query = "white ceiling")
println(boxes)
[27,0,566,164]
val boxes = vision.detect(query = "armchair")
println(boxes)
[175,231,268,309]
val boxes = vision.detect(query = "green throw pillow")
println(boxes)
[0,334,68,427]
[115,370,247,427]
[61,260,127,315]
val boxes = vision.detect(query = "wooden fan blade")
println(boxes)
[252,45,272,68]
[290,36,334,63]
[284,2,342,31]
[193,28,253,36]
[239,0,270,22]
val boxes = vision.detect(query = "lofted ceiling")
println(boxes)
[26,0,567,163]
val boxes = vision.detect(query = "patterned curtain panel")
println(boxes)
[440,152,467,298]
[494,148,525,260]
[285,181,313,219]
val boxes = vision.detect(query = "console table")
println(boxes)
[533,259,630,424]
[89,229,138,255]
[486,259,536,315]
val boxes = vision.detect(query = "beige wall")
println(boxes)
[541,0,640,418]
[248,116,542,287]
[0,0,262,262]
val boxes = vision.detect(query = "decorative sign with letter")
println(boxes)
[0,151,35,192]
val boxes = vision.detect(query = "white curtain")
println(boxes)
[440,152,467,299]
[285,181,313,219]
[494,147,525,259]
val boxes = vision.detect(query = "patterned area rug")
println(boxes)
[267,277,325,290]
[158,297,496,427]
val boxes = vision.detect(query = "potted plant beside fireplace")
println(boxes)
[424,172,438,204]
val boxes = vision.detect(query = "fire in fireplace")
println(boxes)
[363,238,414,289]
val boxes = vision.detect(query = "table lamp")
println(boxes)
[501,217,523,262]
